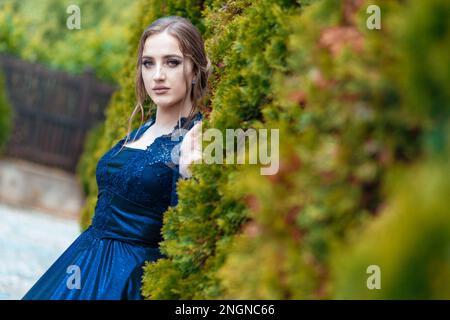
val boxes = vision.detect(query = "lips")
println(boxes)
[153,87,170,94]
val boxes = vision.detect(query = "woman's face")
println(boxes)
[141,30,195,109]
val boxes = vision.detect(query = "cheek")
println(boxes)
[172,74,187,93]
[141,70,151,92]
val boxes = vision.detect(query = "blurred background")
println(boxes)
[0,0,449,300]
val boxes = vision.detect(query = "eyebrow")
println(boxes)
[142,54,183,59]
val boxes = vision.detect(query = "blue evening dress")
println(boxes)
[22,111,203,300]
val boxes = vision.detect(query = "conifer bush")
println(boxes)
[331,0,450,299]
[216,0,449,299]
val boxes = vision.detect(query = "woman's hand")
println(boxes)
[179,121,203,179]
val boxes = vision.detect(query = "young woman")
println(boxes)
[22,15,211,300]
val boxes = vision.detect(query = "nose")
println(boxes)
[153,62,165,81]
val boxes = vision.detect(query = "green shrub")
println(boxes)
[330,0,450,299]
[215,0,450,299]
[332,144,450,299]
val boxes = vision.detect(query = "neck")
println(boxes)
[154,100,193,130]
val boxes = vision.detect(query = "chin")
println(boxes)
[154,97,184,109]
[151,96,172,106]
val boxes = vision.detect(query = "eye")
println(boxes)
[168,59,181,67]
[142,60,153,68]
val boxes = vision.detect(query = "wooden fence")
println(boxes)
[0,54,116,172]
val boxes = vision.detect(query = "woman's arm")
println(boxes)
[169,121,203,207]
[179,121,203,179]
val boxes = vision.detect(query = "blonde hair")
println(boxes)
[115,15,211,155]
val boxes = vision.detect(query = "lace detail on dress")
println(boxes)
[93,112,203,213]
